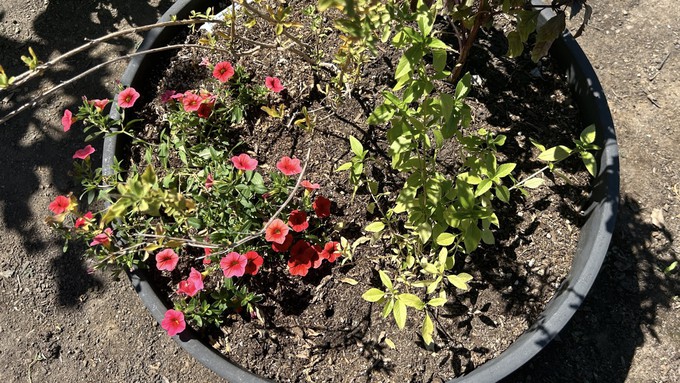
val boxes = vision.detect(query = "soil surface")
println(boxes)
[0,1,677,383]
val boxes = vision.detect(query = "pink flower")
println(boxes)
[74,211,94,229]
[288,210,309,232]
[244,251,264,276]
[320,241,341,263]
[205,173,214,190]
[231,153,258,171]
[271,233,293,253]
[89,228,113,247]
[61,109,76,132]
[156,248,179,271]
[265,219,289,244]
[220,252,247,278]
[199,57,211,67]
[203,247,213,264]
[301,180,320,192]
[276,156,302,176]
[161,309,186,336]
[117,87,140,109]
[265,76,284,93]
[160,90,176,103]
[182,91,202,112]
[73,145,95,160]
[48,195,71,214]
[213,61,235,83]
[177,267,204,297]
[90,99,110,112]
[313,196,331,218]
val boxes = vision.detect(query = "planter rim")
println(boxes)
[104,1,619,382]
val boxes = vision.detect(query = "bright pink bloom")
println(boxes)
[288,210,309,232]
[301,180,320,192]
[90,99,110,112]
[320,241,341,263]
[265,76,284,93]
[276,156,302,176]
[75,211,94,229]
[117,87,140,109]
[213,61,235,83]
[48,195,71,214]
[182,91,202,112]
[244,251,264,276]
[272,233,293,253]
[170,93,184,101]
[220,252,247,278]
[203,247,213,264]
[231,153,258,171]
[161,309,186,336]
[89,228,113,247]
[177,267,204,297]
[288,250,312,276]
[265,219,289,244]
[73,145,95,160]
[205,173,214,190]
[161,90,176,103]
[61,109,76,132]
[156,248,179,271]
[313,196,331,218]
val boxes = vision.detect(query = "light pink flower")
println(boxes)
[205,173,214,190]
[89,228,113,247]
[213,61,235,83]
[231,153,258,171]
[117,87,140,109]
[265,219,289,244]
[61,109,76,132]
[301,180,320,192]
[90,99,110,112]
[220,252,247,278]
[177,267,204,297]
[73,145,95,160]
[156,248,179,271]
[182,91,202,112]
[265,77,284,93]
[161,309,186,336]
[199,57,211,67]
[276,156,302,176]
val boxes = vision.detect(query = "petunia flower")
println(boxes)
[205,173,214,190]
[89,227,113,247]
[203,247,213,264]
[290,240,311,257]
[244,251,264,275]
[265,219,289,244]
[313,196,331,218]
[182,91,202,112]
[90,99,110,113]
[74,211,94,229]
[48,195,72,214]
[220,252,247,278]
[156,248,179,271]
[319,241,341,263]
[177,267,204,297]
[288,249,312,276]
[213,61,235,83]
[199,57,211,67]
[231,153,258,171]
[309,245,324,269]
[61,109,76,132]
[73,145,95,160]
[276,156,302,176]
[117,87,140,109]
[161,309,186,336]
[288,210,309,232]
[265,76,284,93]
[301,180,320,192]
[271,233,293,253]
[160,90,176,103]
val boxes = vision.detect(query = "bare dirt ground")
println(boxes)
[0,1,677,382]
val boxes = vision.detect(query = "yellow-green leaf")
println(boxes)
[422,313,434,345]
[580,124,597,144]
[393,299,407,329]
[379,270,393,290]
[538,145,572,162]
[447,273,473,290]
[362,288,385,302]
[436,232,456,247]
[384,337,396,349]
[427,297,447,307]
[399,293,425,310]
[365,221,385,233]
[340,278,359,286]
[523,178,545,189]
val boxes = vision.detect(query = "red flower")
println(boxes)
[220,252,247,278]
[301,180,320,192]
[276,156,302,176]
[288,210,309,232]
[161,90,176,103]
[61,109,76,132]
[290,240,311,257]
[231,153,258,171]
[117,87,140,109]
[177,267,204,297]
[89,228,113,248]
[155,248,179,271]
[320,241,341,263]
[265,219,290,244]
[73,145,95,160]
[265,76,284,93]
[90,99,110,113]
[309,245,324,269]
[244,251,264,275]
[203,247,212,264]
[213,61,235,83]
[196,100,214,118]
[161,309,186,336]
[272,233,293,252]
[74,211,94,229]
[288,250,312,276]
[48,195,71,214]
[313,196,331,218]
[182,91,202,112]
[205,173,214,190]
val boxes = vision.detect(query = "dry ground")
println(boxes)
[0,0,677,382]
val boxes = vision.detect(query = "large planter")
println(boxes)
[104,0,619,381]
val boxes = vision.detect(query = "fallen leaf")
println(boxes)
[651,208,665,228]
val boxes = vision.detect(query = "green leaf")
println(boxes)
[395,54,412,81]
[379,270,393,290]
[495,163,516,179]
[531,12,566,62]
[523,178,545,189]
[141,165,157,186]
[580,151,598,177]
[384,338,396,349]
[664,261,678,274]
[428,38,448,51]
[436,232,456,247]
[393,299,407,329]
[538,145,573,162]
[382,298,394,318]
[580,124,597,144]
[362,288,385,302]
[399,293,425,310]
[422,313,434,345]
[417,221,432,244]
[496,185,510,203]
[506,30,524,58]
[447,273,473,290]
[367,104,395,125]
[455,72,472,100]
[463,224,482,253]
[335,162,352,172]
[365,221,385,233]
[475,178,493,197]
[427,297,447,307]
[432,49,447,74]
[349,135,364,157]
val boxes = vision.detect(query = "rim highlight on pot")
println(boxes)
[103,1,619,381]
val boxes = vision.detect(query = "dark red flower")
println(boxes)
[271,233,293,253]
[313,196,331,218]
[288,250,312,276]
[288,210,309,232]
[74,211,94,229]
[244,251,264,275]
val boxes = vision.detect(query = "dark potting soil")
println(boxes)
[129,1,591,382]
